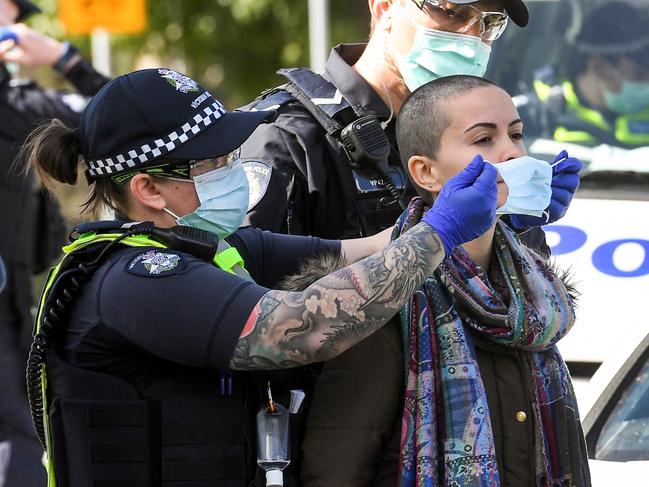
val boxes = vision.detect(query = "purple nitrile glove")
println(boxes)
[509,150,582,229]
[0,27,18,45]
[422,155,498,256]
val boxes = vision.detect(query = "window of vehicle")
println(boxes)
[593,355,649,461]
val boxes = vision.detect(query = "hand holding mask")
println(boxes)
[506,151,582,230]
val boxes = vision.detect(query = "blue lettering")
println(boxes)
[592,239,649,278]
[544,225,588,255]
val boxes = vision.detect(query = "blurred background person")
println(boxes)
[532,1,649,147]
[0,1,107,484]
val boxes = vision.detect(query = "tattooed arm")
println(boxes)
[230,156,498,369]
[339,226,394,264]
[229,223,444,370]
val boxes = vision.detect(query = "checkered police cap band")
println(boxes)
[85,101,226,177]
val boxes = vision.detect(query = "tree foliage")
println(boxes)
[30,0,370,107]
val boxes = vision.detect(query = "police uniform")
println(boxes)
[0,54,108,485]
[533,68,649,147]
[240,44,410,239]
[28,68,338,487]
[36,222,339,486]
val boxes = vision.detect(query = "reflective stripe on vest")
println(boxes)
[534,80,649,145]
[38,229,249,486]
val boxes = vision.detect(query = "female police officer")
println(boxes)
[25,68,498,487]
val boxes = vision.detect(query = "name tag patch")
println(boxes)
[352,167,407,194]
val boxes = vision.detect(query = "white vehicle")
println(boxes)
[581,332,649,486]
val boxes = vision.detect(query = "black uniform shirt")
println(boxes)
[240,44,407,239]
[62,226,339,389]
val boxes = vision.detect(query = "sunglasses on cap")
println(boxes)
[411,0,509,42]
[109,148,241,185]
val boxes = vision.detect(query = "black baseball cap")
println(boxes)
[14,0,41,21]
[451,0,529,27]
[80,68,273,179]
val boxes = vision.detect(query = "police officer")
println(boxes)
[0,1,108,484]
[238,1,583,485]
[240,0,536,239]
[26,67,499,486]
[532,2,649,147]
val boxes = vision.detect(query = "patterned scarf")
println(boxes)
[398,199,590,487]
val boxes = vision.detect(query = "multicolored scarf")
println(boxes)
[398,199,589,487]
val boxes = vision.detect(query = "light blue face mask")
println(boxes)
[489,156,553,219]
[603,80,649,115]
[165,160,249,239]
[394,26,491,92]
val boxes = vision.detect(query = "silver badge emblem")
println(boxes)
[158,68,200,94]
[243,161,273,211]
[131,250,181,275]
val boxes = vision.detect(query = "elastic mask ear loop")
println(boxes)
[544,155,562,223]
[546,155,567,223]
[381,83,394,129]
[551,156,567,168]
[163,207,182,221]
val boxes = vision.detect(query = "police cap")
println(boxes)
[14,0,41,21]
[574,2,649,65]
[451,0,529,27]
[80,68,274,179]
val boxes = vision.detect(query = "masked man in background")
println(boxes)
[533,1,649,147]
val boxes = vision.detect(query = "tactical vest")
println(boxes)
[29,222,283,487]
[246,67,408,236]
[534,79,649,146]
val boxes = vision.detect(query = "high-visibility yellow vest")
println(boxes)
[534,79,649,146]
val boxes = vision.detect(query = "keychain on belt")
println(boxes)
[257,382,290,487]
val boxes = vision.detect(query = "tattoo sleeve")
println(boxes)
[229,222,445,370]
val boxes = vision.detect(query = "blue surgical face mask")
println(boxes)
[490,156,553,219]
[393,25,491,92]
[603,80,649,115]
[165,159,249,239]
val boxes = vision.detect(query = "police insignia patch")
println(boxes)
[158,68,200,94]
[127,250,186,277]
[243,161,272,211]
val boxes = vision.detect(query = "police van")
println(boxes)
[488,0,649,373]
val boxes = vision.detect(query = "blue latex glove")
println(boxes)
[509,150,582,229]
[0,27,18,45]
[422,155,498,255]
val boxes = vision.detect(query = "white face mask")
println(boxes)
[164,160,250,239]
[489,156,553,219]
